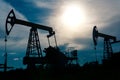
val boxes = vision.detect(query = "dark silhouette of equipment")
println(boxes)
[65,47,78,65]
[70,50,78,64]
[93,26,116,60]
[5,9,79,70]
[67,50,78,65]
[25,28,43,68]
[6,9,55,68]
[43,46,68,69]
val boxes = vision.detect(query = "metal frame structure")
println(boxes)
[5,9,55,69]
[93,26,116,60]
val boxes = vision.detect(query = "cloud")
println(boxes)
[8,52,16,55]
[47,0,120,45]
[101,16,120,39]
[13,58,19,61]
[34,1,56,9]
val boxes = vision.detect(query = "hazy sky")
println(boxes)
[0,0,120,69]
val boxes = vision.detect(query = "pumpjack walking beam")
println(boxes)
[6,9,55,36]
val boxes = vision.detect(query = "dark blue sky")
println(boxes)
[0,0,120,70]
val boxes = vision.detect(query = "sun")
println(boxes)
[60,4,86,30]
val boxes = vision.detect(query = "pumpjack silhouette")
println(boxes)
[5,9,78,69]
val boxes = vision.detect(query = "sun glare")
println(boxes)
[60,4,86,30]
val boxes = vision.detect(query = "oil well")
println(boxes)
[93,26,120,65]
[1,9,78,70]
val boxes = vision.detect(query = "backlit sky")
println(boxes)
[0,0,120,69]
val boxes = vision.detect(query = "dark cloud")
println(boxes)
[101,16,120,39]
[4,0,54,24]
